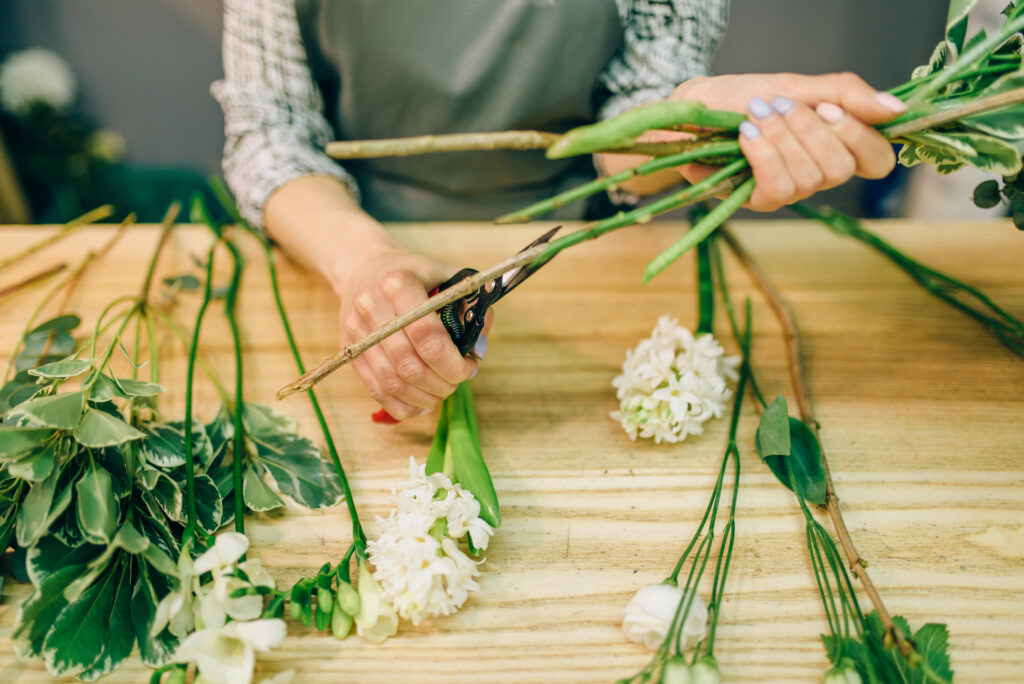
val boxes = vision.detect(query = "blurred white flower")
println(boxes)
[174,618,286,684]
[354,561,399,643]
[824,661,863,684]
[194,532,249,575]
[198,558,276,630]
[152,547,198,638]
[87,128,126,163]
[366,458,492,626]
[0,48,77,114]
[611,316,739,444]
[621,582,708,650]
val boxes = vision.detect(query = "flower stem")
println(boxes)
[182,239,220,543]
[718,225,913,658]
[0,262,66,304]
[694,221,714,335]
[257,235,367,549]
[0,205,113,273]
[221,236,247,536]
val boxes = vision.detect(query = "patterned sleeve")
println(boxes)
[598,0,731,121]
[210,0,358,229]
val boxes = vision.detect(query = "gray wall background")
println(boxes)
[0,0,947,213]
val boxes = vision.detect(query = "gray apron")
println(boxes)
[297,0,622,221]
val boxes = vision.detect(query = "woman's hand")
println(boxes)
[670,72,906,211]
[330,247,485,421]
[264,175,484,422]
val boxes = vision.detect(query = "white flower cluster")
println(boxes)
[367,457,495,626]
[153,533,288,684]
[0,48,77,115]
[611,316,740,444]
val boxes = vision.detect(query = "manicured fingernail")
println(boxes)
[770,96,794,115]
[876,91,908,113]
[739,121,761,139]
[748,97,773,119]
[473,334,487,360]
[816,102,845,124]
[470,366,478,379]
[418,408,431,417]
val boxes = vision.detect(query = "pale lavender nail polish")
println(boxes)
[748,97,773,119]
[876,91,908,113]
[473,335,487,360]
[771,96,795,115]
[470,366,478,379]
[739,121,761,139]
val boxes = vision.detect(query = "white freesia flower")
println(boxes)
[194,532,250,575]
[0,48,76,114]
[174,618,286,684]
[621,583,708,650]
[611,316,739,444]
[199,558,277,629]
[366,458,492,626]
[152,548,198,638]
[354,561,399,643]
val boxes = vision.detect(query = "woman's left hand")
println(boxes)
[669,72,907,211]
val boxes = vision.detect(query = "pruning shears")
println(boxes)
[372,225,561,424]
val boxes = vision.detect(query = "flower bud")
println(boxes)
[315,587,334,631]
[331,602,354,639]
[660,655,692,684]
[335,579,361,616]
[691,655,722,684]
[823,660,863,684]
[164,668,187,684]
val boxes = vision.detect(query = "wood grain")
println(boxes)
[0,219,1021,683]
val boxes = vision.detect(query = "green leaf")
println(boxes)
[8,439,57,481]
[140,419,213,469]
[86,372,127,403]
[28,359,92,380]
[756,395,791,458]
[449,383,500,527]
[17,330,76,373]
[756,417,827,505]
[0,425,55,460]
[76,462,119,544]
[250,432,344,509]
[138,469,185,523]
[425,404,449,476]
[13,559,95,659]
[914,623,953,683]
[973,179,1004,208]
[94,445,132,499]
[0,370,45,413]
[77,558,135,681]
[946,0,978,55]
[29,314,82,335]
[42,560,121,677]
[205,406,234,464]
[131,563,178,667]
[13,392,84,430]
[16,467,75,547]
[74,408,145,448]
[242,402,298,437]
[242,466,285,511]
[162,274,200,291]
[112,377,165,397]
[194,473,224,534]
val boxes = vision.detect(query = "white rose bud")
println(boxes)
[621,583,708,650]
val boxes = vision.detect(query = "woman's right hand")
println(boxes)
[330,247,483,421]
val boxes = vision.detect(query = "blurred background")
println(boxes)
[0,0,1006,224]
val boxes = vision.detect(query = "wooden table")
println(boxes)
[0,219,1022,683]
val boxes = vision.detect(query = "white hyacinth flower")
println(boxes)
[174,618,286,684]
[621,583,708,651]
[365,458,493,627]
[0,48,77,114]
[611,316,739,444]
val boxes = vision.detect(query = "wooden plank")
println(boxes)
[0,219,1021,682]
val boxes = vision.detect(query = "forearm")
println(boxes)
[263,175,401,293]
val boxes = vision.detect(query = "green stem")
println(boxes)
[695,227,715,335]
[495,142,741,224]
[148,308,230,403]
[183,239,220,542]
[887,61,1018,98]
[221,238,246,536]
[536,159,750,265]
[259,238,367,549]
[643,177,756,283]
